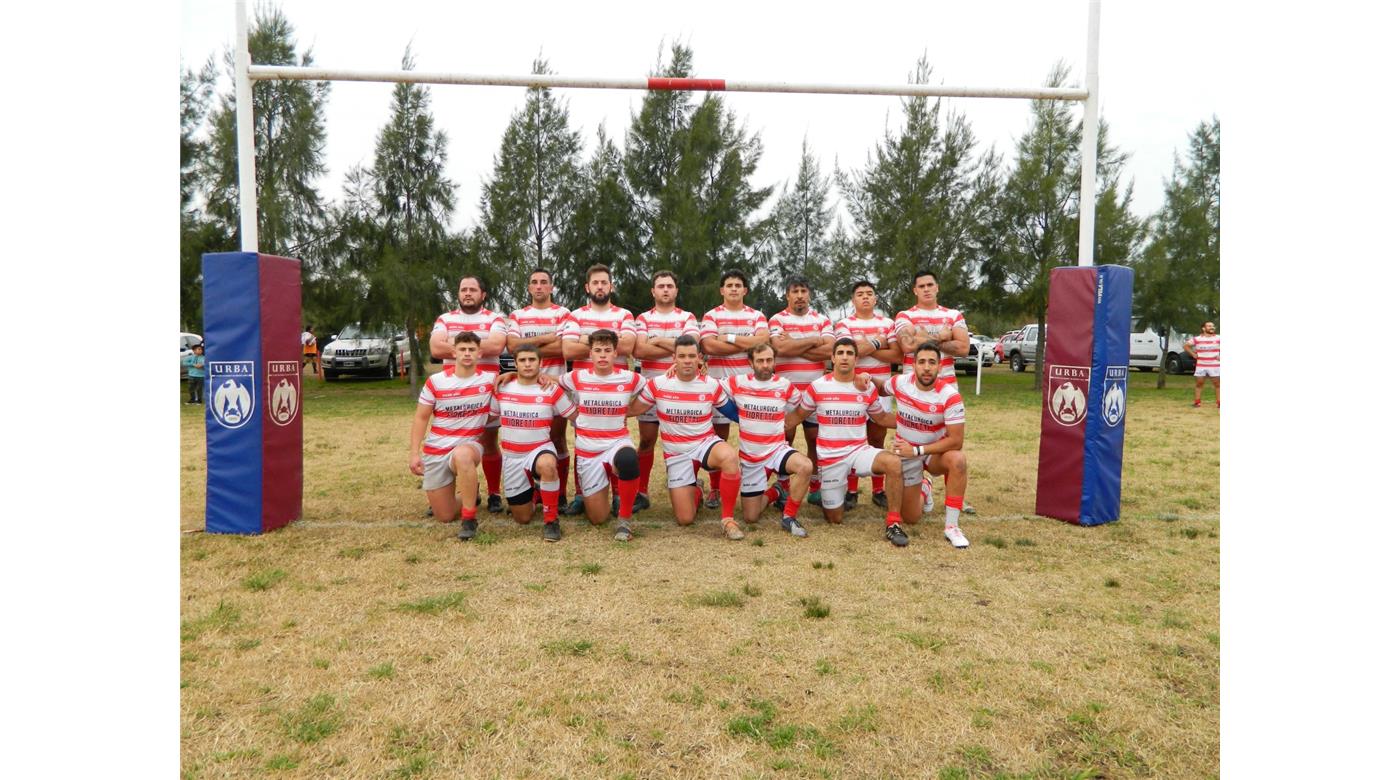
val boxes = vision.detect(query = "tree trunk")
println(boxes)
[1156,342,1168,389]
[1033,309,1046,392]
[406,320,421,397]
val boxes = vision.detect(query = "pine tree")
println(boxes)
[468,57,585,314]
[180,58,225,331]
[199,5,329,255]
[770,138,840,310]
[557,127,643,311]
[838,54,1001,315]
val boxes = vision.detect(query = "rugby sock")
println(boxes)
[617,477,639,521]
[847,474,859,493]
[809,474,821,494]
[540,480,561,522]
[693,488,703,510]
[638,449,655,496]
[764,486,780,504]
[885,511,901,528]
[783,497,801,519]
[872,474,885,493]
[777,476,791,494]
[482,452,502,497]
[461,505,478,521]
[945,495,964,527]
[708,469,722,495]
[719,471,741,520]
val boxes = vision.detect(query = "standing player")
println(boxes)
[632,270,701,512]
[856,341,971,548]
[768,276,834,510]
[409,332,496,542]
[893,270,970,388]
[492,345,578,542]
[506,268,576,512]
[721,342,814,537]
[627,336,746,540]
[1185,321,1220,408]
[699,269,770,509]
[560,264,637,516]
[558,330,643,541]
[787,338,911,546]
[836,280,901,509]
[430,275,509,513]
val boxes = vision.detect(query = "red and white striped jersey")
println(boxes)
[634,307,700,378]
[769,308,835,390]
[882,372,965,448]
[893,304,967,380]
[721,373,799,463]
[561,304,636,371]
[699,305,769,377]
[417,370,496,457]
[798,374,884,468]
[507,304,574,376]
[836,314,897,376]
[1188,334,1221,369]
[637,375,725,456]
[432,308,508,375]
[491,379,577,455]
[558,369,642,458]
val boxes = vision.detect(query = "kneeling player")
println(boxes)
[628,336,747,540]
[857,341,970,548]
[493,345,578,542]
[721,342,813,537]
[409,332,496,541]
[787,338,911,546]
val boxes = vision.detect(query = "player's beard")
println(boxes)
[590,290,610,306]
[790,302,808,315]
[460,300,482,315]
[753,368,774,382]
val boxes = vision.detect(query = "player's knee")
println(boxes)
[536,458,558,481]
[946,450,967,474]
[613,448,640,481]
[791,457,813,480]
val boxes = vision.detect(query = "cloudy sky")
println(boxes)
[180,0,1220,234]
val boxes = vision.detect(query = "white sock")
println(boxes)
[539,479,560,492]
[945,506,961,528]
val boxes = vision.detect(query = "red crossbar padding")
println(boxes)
[647,77,726,91]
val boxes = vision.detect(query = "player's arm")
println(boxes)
[408,402,433,474]
[802,333,835,361]
[867,408,899,429]
[561,335,590,360]
[701,334,745,356]
[626,396,654,417]
[477,325,507,359]
[507,331,560,353]
[936,324,970,358]
[616,327,637,357]
[1184,338,1197,359]
[429,326,453,359]
[785,404,813,433]
[631,329,671,359]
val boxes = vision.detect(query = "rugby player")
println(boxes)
[1185,321,1220,408]
[491,345,578,542]
[768,276,834,509]
[410,332,496,541]
[631,270,701,513]
[699,269,770,509]
[506,268,575,513]
[835,280,900,509]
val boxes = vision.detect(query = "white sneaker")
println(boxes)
[944,525,969,549]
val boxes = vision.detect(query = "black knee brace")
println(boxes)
[613,447,640,481]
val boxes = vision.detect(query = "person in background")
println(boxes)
[301,325,321,379]
[184,343,206,405]
[1185,321,1220,408]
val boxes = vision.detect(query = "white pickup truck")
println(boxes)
[1003,321,1197,375]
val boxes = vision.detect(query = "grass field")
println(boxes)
[180,365,1219,779]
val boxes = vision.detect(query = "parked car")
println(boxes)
[179,332,202,378]
[1129,319,1196,374]
[1004,324,1043,372]
[955,336,997,374]
[994,331,1017,364]
[322,323,410,380]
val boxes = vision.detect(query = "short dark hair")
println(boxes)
[585,264,611,283]
[513,344,540,360]
[652,270,678,286]
[833,336,858,354]
[674,334,699,352]
[785,275,811,293]
[528,268,552,283]
[913,340,942,361]
[912,269,937,286]
[453,331,481,346]
[460,274,490,298]
[748,342,775,360]
[720,269,749,290]
[851,280,876,296]
[587,329,619,349]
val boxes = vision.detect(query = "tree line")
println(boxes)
[181,7,1219,391]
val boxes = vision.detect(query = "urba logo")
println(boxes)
[209,361,255,429]
[1047,365,1090,427]
[267,360,301,427]
[1102,366,1127,427]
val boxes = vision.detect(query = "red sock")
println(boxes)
[847,473,858,492]
[482,452,502,496]
[617,477,639,520]
[764,486,780,504]
[946,495,964,510]
[540,480,561,522]
[461,505,477,521]
[809,474,821,492]
[778,476,791,493]
[693,488,703,510]
[638,449,655,496]
[708,469,721,494]
[872,474,885,493]
[784,497,800,518]
[719,471,741,519]
[885,511,900,527]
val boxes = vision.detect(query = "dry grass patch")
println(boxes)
[181,369,1218,777]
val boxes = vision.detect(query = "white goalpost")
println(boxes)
[232,0,1103,266]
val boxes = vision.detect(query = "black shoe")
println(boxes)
[542,521,562,543]
[885,523,909,547]
[872,491,888,509]
[487,494,504,513]
[633,493,651,511]
[561,495,585,516]
[844,491,858,511]
[458,519,478,541]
